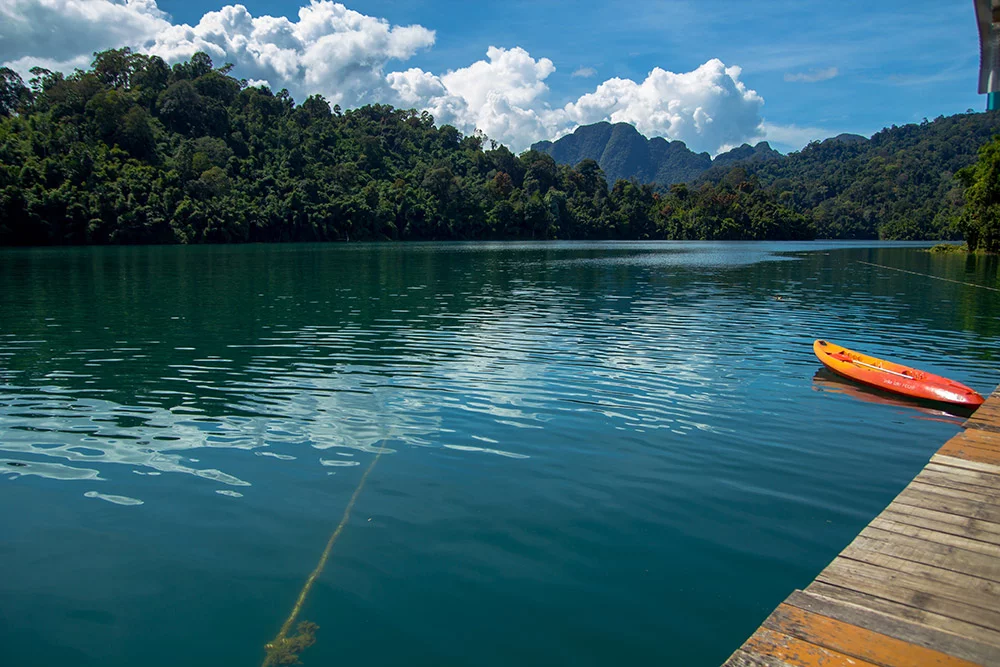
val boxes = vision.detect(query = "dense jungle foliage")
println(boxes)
[697,113,1000,241]
[957,136,1000,253]
[0,48,995,246]
[0,48,807,244]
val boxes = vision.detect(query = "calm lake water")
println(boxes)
[1,241,998,666]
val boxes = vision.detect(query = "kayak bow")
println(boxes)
[813,340,985,407]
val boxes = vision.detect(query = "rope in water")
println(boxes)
[858,261,1000,293]
[262,442,388,667]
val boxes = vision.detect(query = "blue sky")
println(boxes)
[0,0,985,154]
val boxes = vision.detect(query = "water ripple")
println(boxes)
[1,241,999,666]
[84,490,144,506]
[2,242,995,508]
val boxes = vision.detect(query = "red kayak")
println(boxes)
[813,340,985,407]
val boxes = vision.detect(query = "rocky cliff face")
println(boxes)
[531,122,780,188]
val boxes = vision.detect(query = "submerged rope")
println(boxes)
[262,442,388,667]
[858,261,1000,293]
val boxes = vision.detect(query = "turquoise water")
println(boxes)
[1,241,997,666]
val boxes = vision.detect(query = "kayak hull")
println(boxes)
[813,340,985,407]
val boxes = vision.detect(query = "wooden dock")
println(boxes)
[724,389,1000,667]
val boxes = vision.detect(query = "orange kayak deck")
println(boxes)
[813,340,984,407]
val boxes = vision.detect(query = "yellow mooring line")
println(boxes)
[858,260,1000,292]
[262,442,388,667]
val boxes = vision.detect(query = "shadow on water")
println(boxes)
[811,368,975,424]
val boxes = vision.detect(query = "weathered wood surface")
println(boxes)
[723,388,1000,666]
[965,389,1000,433]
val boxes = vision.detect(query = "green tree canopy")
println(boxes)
[0,47,994,247]
[958,136,1000,252]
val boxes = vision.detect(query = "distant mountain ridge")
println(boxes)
[533,111,1000,239]
[530,122,780,188]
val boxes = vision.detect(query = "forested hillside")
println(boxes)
[0,48,993,245]
[697,114,1000,239]
[0,49,814,244]
[536,114,1000,241]
[957,135,1000,252]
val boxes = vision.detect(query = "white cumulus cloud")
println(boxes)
[1,0,434,106]
[1,0,767,154]
[147,2,435,106]
[387,52,764,154]
[0,0,169,73]
[558,60,765,154]
[387,46,561,150]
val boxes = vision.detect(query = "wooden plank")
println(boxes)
[966,404,1000,416]
[867,517,1000,558]
[882,496,1000,530]
[916,468,1000,499]
[942,431,1000,455]
[924,463,1000,490]
[786,590,1000,665]
[922,462,1000,481]
[835,548,1000,607]
[937,441,1000,467]
[963,421,1000,435]
[965,408,1000,422]
[966,419,1000,429]
[723,649,798,667]
[966,394,1000,425]
[817,559,1000,630]
[926,459,1000,479]
[965,405,1000,433]
[968,412,1000,421]
[805,581,1000,648]
[763,602,982,667]
[818,557,1000,623]
[957,429,1000,448]
[894,486,1000,524]
[923,473,1000,494]
[907,481,1000,509]
[877,506,1000,546]
[741,627,881,667]
[933,452,1000,473]
[894,484,1000,521]
[939,433,1000,453]
[931,455,1000,476]
[850,530,1000,582]
[939,436,1000,455]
